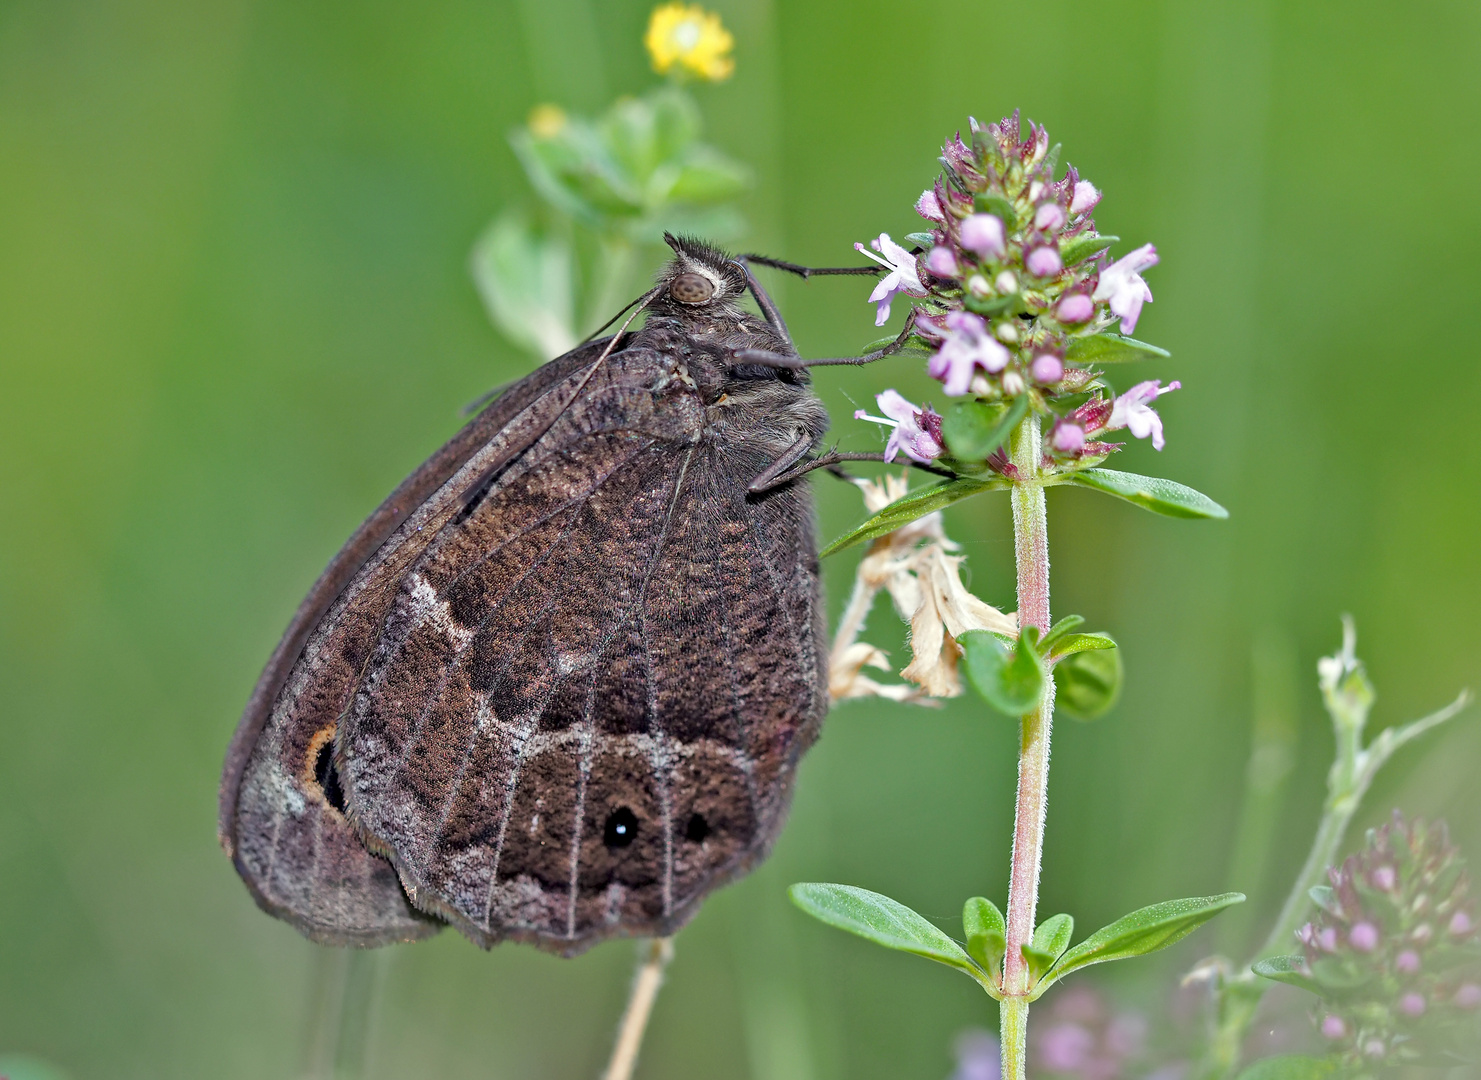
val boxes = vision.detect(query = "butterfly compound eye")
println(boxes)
[669,272,716,304]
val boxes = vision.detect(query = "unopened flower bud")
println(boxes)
[1028,180,1044,201]
[967,274,991,298]
[1449,910,1474,937]
[916,188,945,223]
[1025,245,1063,278]
[1395,949,1421,974]
[1370,865,1397,892]
[1411,923,1434,945]
[1070,180,1101,215]
[995,320,1019,343]
[1456,983,1481,1009]
[1363,1039,1387,1058]
[960,214,1006,259]
[1320,1015,1348,1040]
[1399,992,1427,1017]
[926,245,959,278]
[1034,203,1066,231]
[1001,370,1025,396]
[995,270,1017,294]
[1056,293,1094,323]
[969,373,991,397]
[1031,353,1064,384]
[1349,922,1379,952]
[1050,421,1085,454]
[1317,927,1339,952]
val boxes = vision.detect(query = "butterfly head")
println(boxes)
[654,233,750,318]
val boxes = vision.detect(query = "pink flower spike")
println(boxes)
[1070,179,1101,215]
[915,188,945,222]
[1056,293,1094,324]
[1107,379,1180,450]
[1092,242,1158,333]
[855,234,925,326]
[926,245,959,278]
[1034,203,1066,232]
[1031,353,1064,384]
[929,310,1010,395]
[855,390,944,464]
[960,213,1005,259]
[1050,420,1085,454]
[1349,922,1379,952]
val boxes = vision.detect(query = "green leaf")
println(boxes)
[962,896,1006,981]
[469,209,577,361]
[941,395,1029,462]
[1047,632,1117,661]
[1251,954,1318,992]
[1234,1056,1336,1080]
[972,194,1016,229]
[662,149,752,205]
[1054,645,1123,720]
[963,293,1017,316]
[1307,885,1341,917]
[789,883,991,989]
[905,231,935,247]
[1064,333,1170,365]
[1031,893,1245,998]
[1038,615,1086,656]
[1024,913,1075,982]
[821,477,1002,556]
[1059,233,1118,267]
[1063,468,1229,520]
[959,629,1045,717]
[859,333,933,356]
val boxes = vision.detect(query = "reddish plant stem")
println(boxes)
[1000,414,1054,1080]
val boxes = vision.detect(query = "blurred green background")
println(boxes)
[3,0,1479,1077]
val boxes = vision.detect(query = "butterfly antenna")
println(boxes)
[581,290,653,344]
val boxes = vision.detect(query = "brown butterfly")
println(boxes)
[218,235,885,954]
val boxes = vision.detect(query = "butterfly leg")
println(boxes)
[731,310,921,371]
[752,448,956,494]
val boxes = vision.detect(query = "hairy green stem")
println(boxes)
[1000,414,1053,1080]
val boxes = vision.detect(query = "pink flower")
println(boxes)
[927,310,1011,395]
[1449,910,1474,937]
[1399,992,1426,1017]
[1092,243,1158,333]
[1070,179,1101,215]
[1034,202,1066,231]
[959,213,1005,259]
[1050,420,1085,454]
[1349,922,1379,952]
[854,390,944,464]
[1056,292,1095,324]
[1025,245,1063,277]
[1395,949,1421,974]
[915,188,945,222]
[1107,379,1180,450]
[855,234,925,326]
[926,245,960,278]
[1320,1014,1348,1040]
[1031,353,1064,384]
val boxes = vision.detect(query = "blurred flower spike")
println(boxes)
[645,3,735,82]
[1290,812,1481,1069]
[854,110,1180,471]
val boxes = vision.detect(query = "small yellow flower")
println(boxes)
[644,3,735,82]
[526,103,568,139]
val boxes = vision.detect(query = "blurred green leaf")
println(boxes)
[469,209,577,361]
[820,477,1004,556]
[1054,644,1123,720]
[942,396,1028,463]
[1307,885,1341,917]
[972,194,1016,229]
[1252,954,1318,992]
[1063,468,1229,519]
[1064,333,1170,364]
[1031,893,1245,998]
[962,896,1006,982]
[0,1056,72,1080]
[1234,1056,1336,1080]
[789,884,992,990]
[661,149,751,205]
[1060,233,1118,266]
[959,629,1044,717]
[905,231,935,247]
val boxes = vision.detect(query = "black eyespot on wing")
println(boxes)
[314,741,347,813]
[670,273,716,304]
[683,812,710,843]
[604,806,639,849]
